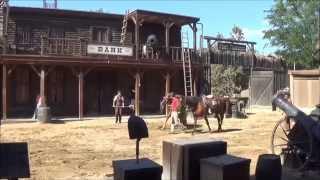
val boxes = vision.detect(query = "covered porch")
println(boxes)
[0,60,201,120]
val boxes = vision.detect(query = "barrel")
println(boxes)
[231,103,238,118]
[37,106,51,123]
[255,154,282,180]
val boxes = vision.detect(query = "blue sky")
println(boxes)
[10,0,277,54]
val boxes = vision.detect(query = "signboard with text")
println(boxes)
[87,44,133,56]
[218,42,247,52]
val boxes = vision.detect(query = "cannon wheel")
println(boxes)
[271,117,313,170]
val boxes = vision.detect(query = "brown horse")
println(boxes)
[160,94,230,133]
[203,95,230,131]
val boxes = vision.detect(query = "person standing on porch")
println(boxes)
[113,90,125,124]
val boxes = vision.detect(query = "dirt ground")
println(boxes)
[0,107,319,179]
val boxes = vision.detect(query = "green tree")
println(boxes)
[264,0,320,68]
[230,25,245,41]
[211,65,247,97]
[216,32,224,39]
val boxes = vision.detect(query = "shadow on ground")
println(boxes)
[211,128,242,133]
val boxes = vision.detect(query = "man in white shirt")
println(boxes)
[113,90,124,123]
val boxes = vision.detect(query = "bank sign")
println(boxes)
[87,44,133,56]
[218,42,247,52]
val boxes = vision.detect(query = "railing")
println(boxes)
[140,44,198,63]
[41,37,85,56]
[13,38,200,64]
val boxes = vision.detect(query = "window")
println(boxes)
[92,27,110,43]
[16,25,32,44]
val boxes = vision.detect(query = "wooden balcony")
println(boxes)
[11,37,200,65]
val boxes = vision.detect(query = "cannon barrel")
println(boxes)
[272,95,320,142]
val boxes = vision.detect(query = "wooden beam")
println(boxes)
[134,72,141,115]
[45,66,56,76]
[30,64,41,77]
[2,64,7,120]
[84,67,94,76]
[131,16,137,25]
[7,65,17,75]
[78,71,84,120]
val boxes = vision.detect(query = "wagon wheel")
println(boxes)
[271,116,313,170]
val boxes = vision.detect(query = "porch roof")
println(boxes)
[128,9,199,26]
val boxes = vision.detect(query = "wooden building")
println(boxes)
[0,5,202,119]
[289,70,320,108]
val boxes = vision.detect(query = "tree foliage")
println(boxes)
[230,25,245,41]
[264,0,320,68]
[216,32,224,39]
[211,65,248,97]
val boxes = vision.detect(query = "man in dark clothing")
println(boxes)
[113,90,124,123]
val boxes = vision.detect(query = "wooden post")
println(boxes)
[193,75,198,96]
[78,71,84,120]
[40,35,45,56]
[165,72,171,116]
[2,64,7,120]
[165,24,170,54]
[135,15,140,60]
[164,22,174,54]
[40,68,46,106]
[135,72,140,116]
[192,22,197,52]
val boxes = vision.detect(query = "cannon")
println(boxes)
[271,94,320,170]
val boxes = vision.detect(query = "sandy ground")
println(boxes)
[0,107,319,179]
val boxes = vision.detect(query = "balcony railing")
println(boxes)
[140,44,198,63]
[41,37,86,56]
[13,37,199,64]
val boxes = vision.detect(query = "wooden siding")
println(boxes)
[6,13,136,55]
[2,10,194,64]
[0,7,4,37]
[209,50,284,71]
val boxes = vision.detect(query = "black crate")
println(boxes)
[113,158,162,180]
[163,138,227,180]
[200,154,251,180]
[0,142,30,179]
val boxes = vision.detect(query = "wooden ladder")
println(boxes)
[120,10,129,45]
[181,31,193,97]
